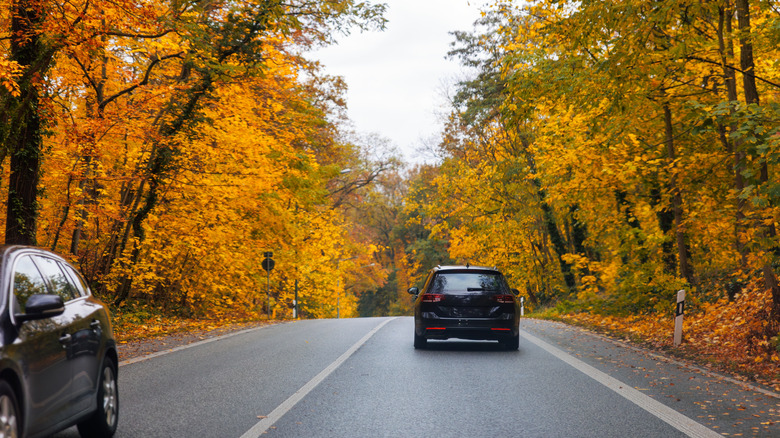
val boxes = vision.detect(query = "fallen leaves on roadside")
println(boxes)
[554,283,780,386]
[112,304,274,344]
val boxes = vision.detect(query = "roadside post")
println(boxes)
[520,297,525,317]
[674,290,685,346]
[293,279,298,319]
[262,251,275,316]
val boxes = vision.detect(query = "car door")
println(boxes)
[9,254,74,434]
[57,259,104,412]
[31,255,102,415]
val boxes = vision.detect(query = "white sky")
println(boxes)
[309,0,489,164]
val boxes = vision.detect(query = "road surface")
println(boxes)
[54,317,779,437]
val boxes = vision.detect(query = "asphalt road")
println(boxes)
[54,317,779,437]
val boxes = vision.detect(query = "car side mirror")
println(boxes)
[407,287,419,295]
[15,294,65,323]
[511,288,520,296]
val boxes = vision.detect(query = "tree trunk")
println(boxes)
[71,35,108,256]
[521,139,576,291]
[717,1,747,268]
[569,204,588,256]
[6,135,41,245]
[650,183,677,275]
[4,0,49,245]
[735,0,759,106]
[615,189,646,264]
[663,103,694,285]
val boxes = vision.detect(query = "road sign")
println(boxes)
[262,257,275,272]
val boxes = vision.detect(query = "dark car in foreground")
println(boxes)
[0,246,118,437]
[409,265,521,350]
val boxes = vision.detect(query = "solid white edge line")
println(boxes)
[519,329,721,438]
[119,323,283,367]
[582,328,780,400]
[239,317,396,438]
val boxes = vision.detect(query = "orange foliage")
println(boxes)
[0,0,390,321]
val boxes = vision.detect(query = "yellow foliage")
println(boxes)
[19,2,385,322]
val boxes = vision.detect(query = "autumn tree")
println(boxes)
[0,0,391,320]
[414,0,780,349]
[1,0,55,244]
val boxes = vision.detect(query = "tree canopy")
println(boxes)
[1,0,392,319]
[3,0,780,371]
[408,0,780,366]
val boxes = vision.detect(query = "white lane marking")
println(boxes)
[119,323,281,367]
[519,329,721,438]
[239,317,396,438]
[584,328,780,400]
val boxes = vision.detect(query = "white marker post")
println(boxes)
[673,290,685,346]
[520,297,525,317]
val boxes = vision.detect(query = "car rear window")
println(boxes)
[428,272,507,294]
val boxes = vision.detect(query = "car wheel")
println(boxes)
[413,331,427,349]
[503,334,519,351]
[0,380,20,438]
[78,357,118,437]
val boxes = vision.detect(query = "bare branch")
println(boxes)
[98,52,183,111]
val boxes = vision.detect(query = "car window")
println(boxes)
[59,262,89,297]
[429,272,507,294]
[33,256,77,302]
[13,255,49,311]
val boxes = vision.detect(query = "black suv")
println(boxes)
[408,265,520,350]
[0,246,119,437]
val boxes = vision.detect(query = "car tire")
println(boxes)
[0,380,20,438]
[413,331,427,349]
[77,357,119,437]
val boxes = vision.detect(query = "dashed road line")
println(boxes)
[239,317,396,438]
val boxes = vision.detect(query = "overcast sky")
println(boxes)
[309,0,488,163]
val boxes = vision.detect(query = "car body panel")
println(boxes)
[0,246,117,437]
[411,266,520,346]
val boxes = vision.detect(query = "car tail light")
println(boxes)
[422,294,444,303]
[493,295,515,304]
[427,327,446,331]
[491,328,511,331]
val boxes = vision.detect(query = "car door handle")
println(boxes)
[59,333,72,345]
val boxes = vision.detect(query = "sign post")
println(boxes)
[262,252,274,316]
[674,290,685,346]
[293,279,298,319]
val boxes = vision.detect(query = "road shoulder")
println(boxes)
[520,318,779,436]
